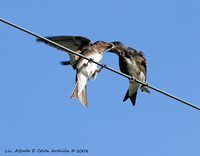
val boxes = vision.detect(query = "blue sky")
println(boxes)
[1,0,200,156]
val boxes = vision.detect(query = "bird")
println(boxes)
[71,41,113,107]
[108,41,150,107]
[37,36,113,107]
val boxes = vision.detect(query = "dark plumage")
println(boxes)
[108,41,150,107]
[37,36,92,69]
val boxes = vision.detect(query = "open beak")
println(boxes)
[107,42,117,53]
[107,43,114,50]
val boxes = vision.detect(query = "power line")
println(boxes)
[0,18,199,111]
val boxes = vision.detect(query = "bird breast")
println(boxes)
[125,57,145,82]
[77,52,102,78]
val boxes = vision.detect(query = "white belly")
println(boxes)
[77,52,102,78]
[76,52,102,95]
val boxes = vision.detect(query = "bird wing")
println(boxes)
[37,36,92,52]
[128,48,150,93]
[128,47,147,79]
[136,51,147,81]
[37,36,93,66]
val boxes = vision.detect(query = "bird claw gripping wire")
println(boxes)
[141,83,150,93]
[130,76,136,82]
[130,76,150,93]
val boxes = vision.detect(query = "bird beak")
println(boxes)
[107,43,116,53]
[107,43,114,50]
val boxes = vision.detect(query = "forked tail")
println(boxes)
[123,90,137,107]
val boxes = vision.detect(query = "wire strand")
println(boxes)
[1,18,199,111]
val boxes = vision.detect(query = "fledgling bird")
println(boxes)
[37,36,113,107]
[108,42,150,107]
[71,41,113,107]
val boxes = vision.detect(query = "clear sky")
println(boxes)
[1,0,200,156]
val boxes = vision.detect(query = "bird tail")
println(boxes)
[71,82,78,99]
[123,90,137,106]
[71,78,88,107]
[79,85,88,107]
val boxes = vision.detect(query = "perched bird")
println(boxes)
[108,42,150,107]
[37,36,113,107]
[37,36,93,69]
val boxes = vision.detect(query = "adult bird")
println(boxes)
[108,42,150,107]
[37,36,113,107]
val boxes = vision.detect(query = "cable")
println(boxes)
[0,18,199,111]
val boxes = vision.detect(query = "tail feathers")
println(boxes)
[71,82,78,99]
[123,90,138,107]
[130,92,137,106]
[123,90,129,102]
[79,86,88,107]
[71,82,88,107]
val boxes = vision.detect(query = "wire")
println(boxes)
[0,18,199,111]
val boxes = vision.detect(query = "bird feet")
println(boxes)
[141,83,150,93]
[130,76,136,82]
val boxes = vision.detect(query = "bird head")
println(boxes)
[107,41,127,56]
[93,41,114,53]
